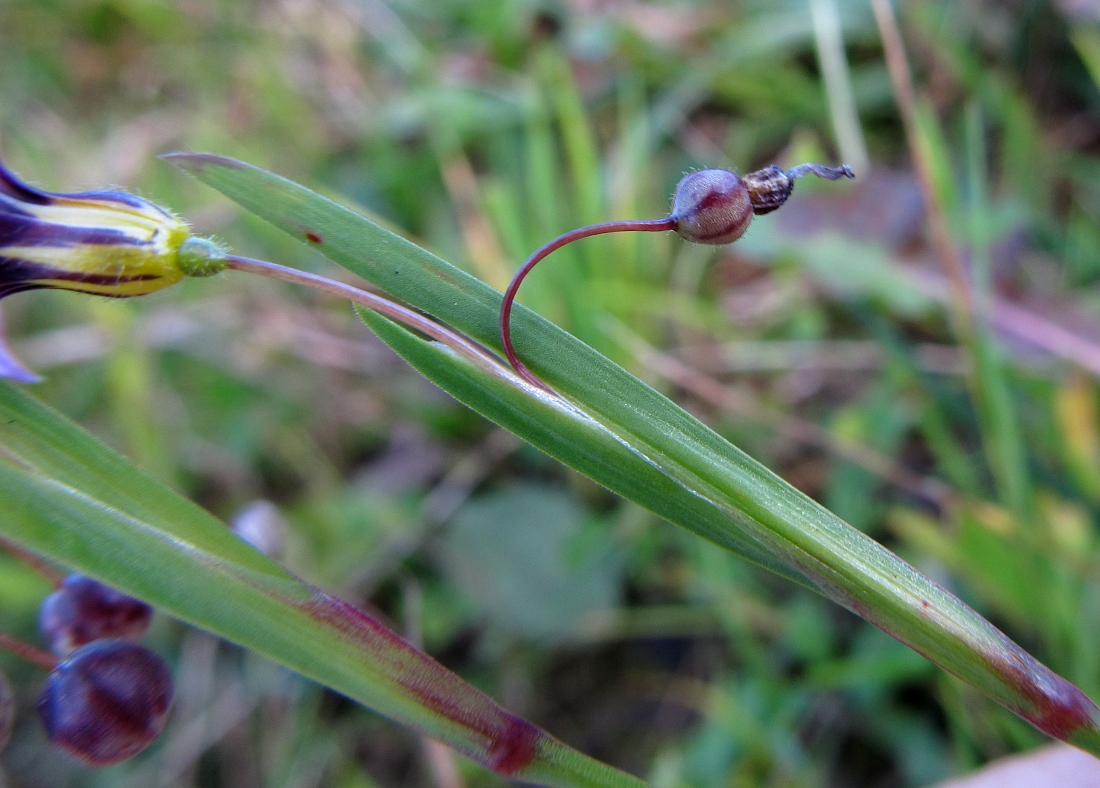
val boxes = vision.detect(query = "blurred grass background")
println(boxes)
[2,0,1100,786]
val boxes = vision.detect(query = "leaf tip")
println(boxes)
[159,152,248,174]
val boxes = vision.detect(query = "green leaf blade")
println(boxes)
[0,382,644,788]
[167,153,1100,755]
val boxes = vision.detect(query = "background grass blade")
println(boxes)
[0,382,645,788]
[166,153,1100,755]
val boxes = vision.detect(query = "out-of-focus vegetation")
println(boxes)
[1,0,1100,785]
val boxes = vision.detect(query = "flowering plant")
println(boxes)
[1,151,1099,785]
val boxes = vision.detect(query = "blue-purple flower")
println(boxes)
[0,156,225,381]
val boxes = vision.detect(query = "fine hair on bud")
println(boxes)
[498,160,853,389]
[670,169,754,245]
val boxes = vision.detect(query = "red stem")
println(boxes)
[224,256,519,383]
[0,537,64,587]
[500,217,677,390]
[0,631,58,671]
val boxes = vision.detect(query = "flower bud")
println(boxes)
[670,169,753,245]
[39,574,154,656]
[0,156,229,380]
[229,500,287,559]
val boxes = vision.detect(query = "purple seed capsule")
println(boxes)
[497,159,852,389]
[38,639,173,766]
[670,169,754,245]
[40,575,153,656]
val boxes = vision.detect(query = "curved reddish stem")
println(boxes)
[224,255,515,380]
[501,217,677,390]
[0,537,64,587]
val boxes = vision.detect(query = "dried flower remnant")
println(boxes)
[499,162,853,390]
[0,155,229,380]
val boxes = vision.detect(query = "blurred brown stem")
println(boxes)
[0,631,57,671]
[871,0,976,346]
[0,536,64,587]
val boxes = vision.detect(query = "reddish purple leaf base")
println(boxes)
[297,592,539,776]
[990,644,1099,740]
[841,586,1100,745]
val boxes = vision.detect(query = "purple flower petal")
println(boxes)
[0,159,52,206]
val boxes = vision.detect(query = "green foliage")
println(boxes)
[442,484,623,643]
[176,151,1100,761]
[2,1,1100,785]
[0,382,642,787]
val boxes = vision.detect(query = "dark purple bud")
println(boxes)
[40,574,153,656]
[38,640,173,766]
[0,669,14,754]
[670,169,753,245]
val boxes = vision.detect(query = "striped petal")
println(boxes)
[0,154,224,381]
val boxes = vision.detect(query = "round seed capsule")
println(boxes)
[39,575,153,656]
[38,639,173,766]
[670,169,754,245]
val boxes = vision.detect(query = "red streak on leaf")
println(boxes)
[296,592,539,775]
[989,644,1099,740]
[305,231,323,244]
[826,582,1100,743]
[487,715,539,774]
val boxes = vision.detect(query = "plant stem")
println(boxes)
[223,256,536,393]
[870,0,975,343]
[0,631,58,671]
[0,536,64,587]
[871,0,1033,518]
[500,218,676,390]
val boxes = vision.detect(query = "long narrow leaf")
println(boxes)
[0,382,644,788]
[166,152,1100,755]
